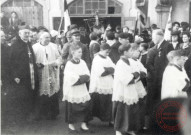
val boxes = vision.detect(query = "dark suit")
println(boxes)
[170,42,181,50]
[185,54,191,97]
[146,40,173,117]
[10,37,38,122]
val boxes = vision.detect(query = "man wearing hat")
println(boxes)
[170,31,181,50]
[10,26,38,124]
[67,29,91,69]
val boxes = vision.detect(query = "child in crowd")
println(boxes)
[89,43,115,125]
[62,45,91,132]
[89,32,100,62]
[161,50,190,100]
[112,43,147,135]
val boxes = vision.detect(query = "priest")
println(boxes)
[33,31,62,120]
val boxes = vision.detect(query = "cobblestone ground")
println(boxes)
[1,101,180,135]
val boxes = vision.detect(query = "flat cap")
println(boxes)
[70,29,80,36]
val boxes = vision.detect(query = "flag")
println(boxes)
[164,6,172,41]
[64,0,71,34]
[58,0,71,35]
[135,0,148,34]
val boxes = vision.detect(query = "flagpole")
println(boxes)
[134,11,138,38]
[58,17,64,33]
[58,0,64,34]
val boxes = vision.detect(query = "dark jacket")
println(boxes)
[146,40,173,86]
[10,37,38,90]
[146,40,173,113]
[108,41,121,64]
[185,54,191,96]
[1,43,11,85]
[169,42,181,50]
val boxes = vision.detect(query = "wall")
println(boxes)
[171,0,190,23]
[148,0,158,25]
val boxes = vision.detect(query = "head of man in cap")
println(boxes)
[171,31,180,44]
[118,32,131,45]
[172,22,180,32]
[19,25,31,42]
[71,29,81,43]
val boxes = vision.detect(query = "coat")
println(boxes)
[146,40,173,87]
[10,37,38,91]
[146,40,173,113]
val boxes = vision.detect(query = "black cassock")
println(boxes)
[10,37,38,122]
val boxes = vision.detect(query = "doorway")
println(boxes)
[70,17,121,32]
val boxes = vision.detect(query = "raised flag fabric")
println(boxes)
[64,0,71,34]
[164,6,172,41]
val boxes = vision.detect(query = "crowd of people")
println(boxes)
[1,12,191,135]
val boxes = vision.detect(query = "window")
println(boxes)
[108,0,121,14]
[69,0,122,15]
[69,0,83,14]
[1,0,32,7]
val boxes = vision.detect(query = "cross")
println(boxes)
[28,52,32,57]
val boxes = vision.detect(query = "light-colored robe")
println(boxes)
[161,65,189,100]
[62,59,91,103]
[33,42,61,97]
[89,54,115,94]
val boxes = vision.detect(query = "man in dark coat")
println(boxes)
[1,30,12,131]
[185,54,191,97]
[10,27,38,124]
[146,29,173,128]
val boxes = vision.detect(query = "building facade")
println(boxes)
[1,0,191,31]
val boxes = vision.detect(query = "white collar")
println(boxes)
[172,42,178,49]
[106,40,116,47]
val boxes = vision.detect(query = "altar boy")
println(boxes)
[161,50,190,100]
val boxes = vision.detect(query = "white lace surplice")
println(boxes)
[89,55,115,95]
[33,42,61,97]
[63,60,91,104]
[112,59,139,105]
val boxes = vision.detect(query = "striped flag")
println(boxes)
[135,0,148,34]
[164,6,172,41]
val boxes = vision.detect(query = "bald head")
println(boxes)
[39,32,51,45]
